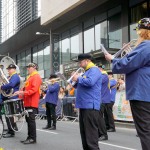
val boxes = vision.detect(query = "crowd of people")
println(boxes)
[0,17,150,150]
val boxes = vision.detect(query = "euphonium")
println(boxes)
[0,56,20,97]
[113,39,137,58]
[100,39,137,58]
[0,68,14,97]
[67,67,85,86]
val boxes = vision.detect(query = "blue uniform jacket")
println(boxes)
[112,40,150,102]
[45,83,60,105]
[110,79,117,102]
[101,72,111,104]
[75,66,102,110]
[1,73,20,100]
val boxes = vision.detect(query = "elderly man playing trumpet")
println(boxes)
[105,18,150,150]
[42,74,60,130]
[72,53,102,150]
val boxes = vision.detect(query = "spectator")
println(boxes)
[117,78,125,91]
[56,87,65,119]
[66,84,75,96]
[108,72,117,103]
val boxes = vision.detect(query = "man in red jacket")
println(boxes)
[15,63,42,144]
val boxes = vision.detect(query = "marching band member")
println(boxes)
[98,64,110,141]
[105,18,150,150]
[108,72,117,105]
[42,74,60,130]
[72,54,102,150]
[1,64,20,138]
[15,63,42,144]
[99,65,115,133]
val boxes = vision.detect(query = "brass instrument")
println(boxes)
[0,56,20,97]
[100,39,137,58]
[113,39,137,58]
[0,68,13,97]
[67,67,85,86]
[41,78,62,90]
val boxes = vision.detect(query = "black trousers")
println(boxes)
[0,103,16,134]
[5,116,16,135]
[130,100,150,150]
[0,105,3,124]
[79,109,100,150]
[98,104,107,137]
[103,102,115,130]
[46,102,56,127]
[25,107,38,141]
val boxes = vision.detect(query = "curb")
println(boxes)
[115,121,135,129]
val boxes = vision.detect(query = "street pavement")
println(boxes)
[0,119,142,150]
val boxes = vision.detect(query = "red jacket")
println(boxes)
[23,71,42,108]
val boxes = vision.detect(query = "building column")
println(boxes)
[50,29,60,74]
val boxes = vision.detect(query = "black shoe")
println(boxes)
[3,129,8,132]
[99,135,108,141]
[107,128,116,132]
[3,133,15,138]
[23,139,36,144]
[14,126,18,131]
[20,137,29,143]
[42,125,51,129]
[49,126,56,130]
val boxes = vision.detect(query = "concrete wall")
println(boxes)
[41,0,85,25]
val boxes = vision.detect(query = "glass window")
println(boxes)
[45,70,50,79]
[17,54,21,67]
[130,23,137,40]
[38,49,44,70]
[33,46,38,63]
[130,2,148,23]
[19,51,26,77]
[84,27,94,53]
[44,45,50,70]
[59,41,62,64]
[130,2,148,40]
[71,34,79,58]
[95,21,107,50]
[61,38,70,64]
[129,0,145,7]
[108,13,122,49]
[26,49,31,65]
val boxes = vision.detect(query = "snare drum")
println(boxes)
[3,99,24,117]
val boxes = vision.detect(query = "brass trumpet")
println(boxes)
[67,67,85,86]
